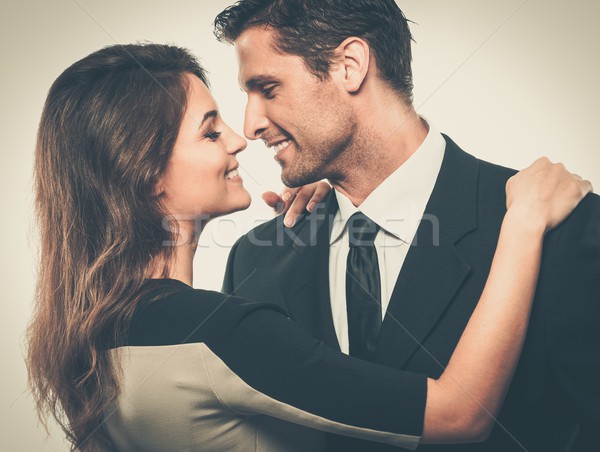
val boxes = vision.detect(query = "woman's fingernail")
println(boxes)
[307,202,315,212]
[284,217,295,227]
[282,192,292,202]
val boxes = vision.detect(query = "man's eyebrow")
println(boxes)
[243,75,278,91]
[198,110,218,128]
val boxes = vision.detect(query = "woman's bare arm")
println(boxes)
[422,158,592,443]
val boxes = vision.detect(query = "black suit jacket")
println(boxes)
[223,136,600,451]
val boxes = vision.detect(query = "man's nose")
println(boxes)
[243,95,269,140]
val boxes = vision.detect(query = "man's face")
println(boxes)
[235,27,356,187]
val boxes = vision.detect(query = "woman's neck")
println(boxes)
[165,246,196,287]
[147,219,202,287]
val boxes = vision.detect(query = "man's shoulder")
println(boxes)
[232,213,310,258]
[549,192,600,244]
[233,192,336,257]
[477,156,517,181]
[447,135,516,182]
[473,154,600,235]
[239,214,281,243]
[580,191,600,218]
[442,134,516,194]
[229,215,280,264]
[469,146,600,233]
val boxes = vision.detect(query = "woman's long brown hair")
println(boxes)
[27,44,208,450]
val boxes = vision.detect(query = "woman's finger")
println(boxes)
[280,186,300,204]
[306,181,332,212]
[581,179,593,195]
[263,181,332,224]
[262,191,285,213]
[283,187,313,227]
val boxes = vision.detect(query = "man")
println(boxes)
[215,1,600,450]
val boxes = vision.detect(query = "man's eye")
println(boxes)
[204,131,222,141]
[261,85,277,99]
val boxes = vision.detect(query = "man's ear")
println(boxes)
[334,37,370,94]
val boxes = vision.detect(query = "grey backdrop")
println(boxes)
[1,1,598,450]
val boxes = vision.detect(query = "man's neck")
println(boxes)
[330,111,428,206]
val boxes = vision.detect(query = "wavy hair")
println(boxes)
[27,43,208,450]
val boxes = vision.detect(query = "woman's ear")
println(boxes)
[334,37,370,94]
[153,179,165,198]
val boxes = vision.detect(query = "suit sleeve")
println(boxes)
[543,195,600,440]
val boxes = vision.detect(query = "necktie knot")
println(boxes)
[347,212,379,247]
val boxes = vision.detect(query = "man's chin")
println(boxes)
[281,170,322,189]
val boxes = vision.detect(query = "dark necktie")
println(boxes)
[346,212,382,361]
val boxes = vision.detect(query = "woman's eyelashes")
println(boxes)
[204,130,222,141]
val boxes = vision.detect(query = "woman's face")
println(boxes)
[158,74,251,221]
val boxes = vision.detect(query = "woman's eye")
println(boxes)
[204,131,222,141]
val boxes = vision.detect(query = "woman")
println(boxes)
[26,44,591,451]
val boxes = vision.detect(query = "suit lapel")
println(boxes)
[277,193,341,350]
[376,136,480,368]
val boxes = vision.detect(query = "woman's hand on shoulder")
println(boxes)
[262,181,332,227]
[506,157,593,234]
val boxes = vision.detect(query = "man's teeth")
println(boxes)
[272,140,291,154]
[225,169,239,180]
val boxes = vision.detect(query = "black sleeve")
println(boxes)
[542,194,600,444]
[130,288,427,448]
[208,297,426,438]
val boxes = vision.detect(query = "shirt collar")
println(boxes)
[330,119,446,244]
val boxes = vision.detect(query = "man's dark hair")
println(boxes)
[214,0,414,103]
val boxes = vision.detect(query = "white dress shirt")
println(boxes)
[329,121,446,354]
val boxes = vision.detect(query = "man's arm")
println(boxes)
[543,194,600,443]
